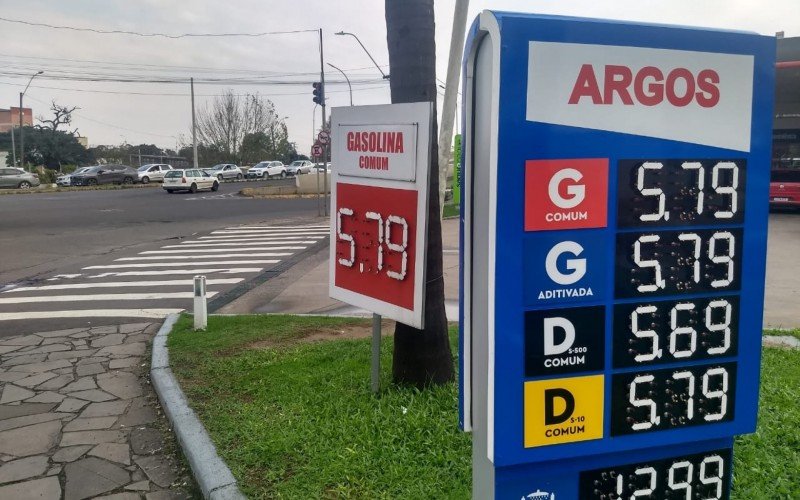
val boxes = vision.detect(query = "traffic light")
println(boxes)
[312,82,325,105]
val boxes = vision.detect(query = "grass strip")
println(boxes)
[168,314,798,499]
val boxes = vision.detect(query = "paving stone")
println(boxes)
[2,354,47,367]
[77,356,109,366]
[26,344,72,354]
[53,367,74,375]
[37,373,75,391]
[0,403,56,420]
[76,363,105,377]
[71,340,88,347]
[145,489,190,500]
[96,494,141,500]
[46,465,62,476]
[79,400,130,418]
[90,326,119,335]
[109,357,141,369]
[25,391,67,403]
[124,334,151,345]
[98,372,143,400]
[60,430,126,446]
[70,332,91,339]
[91,334,126,348]
[37,328,87,338]
[0,335,42,346]
[0,455,49,484]
[0,371,28,382]
[48,349,98,361]
[64,457,130,500]
[62,377,98,393]
[120,323,151,334]
[125,480,150,491]
[95,343,147,358]
[89,442,131,465]
[0,420,61,457]
[64,416,118,432]
[52,445,92,463]
[0,412,69,432]
[55,398,91,413]
[15,372,58,388]
[0,345,24,355]
[70,389,116,402]
[13,359,72,373]
[130,428,163,455]
[131,469,146,482]
[0,476,61,499]
[115,397,156,428]
[0,384,35,403]
[134,455,178,488]
[42,337,70,345]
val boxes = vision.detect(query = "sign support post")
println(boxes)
[460,11,775,499]
[371,313,382,393]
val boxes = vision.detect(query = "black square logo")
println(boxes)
[525,306,605,377]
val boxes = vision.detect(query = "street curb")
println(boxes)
[150,313,247,500]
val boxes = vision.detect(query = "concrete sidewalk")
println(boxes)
[219,217,461,319]
[0,323,194,500]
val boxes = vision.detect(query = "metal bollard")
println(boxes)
[193,275,207,330]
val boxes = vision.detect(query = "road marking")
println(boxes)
[195,236,325,242]
[0,309,184,321]
[84,260,280,269]
[89,268,263,278]
[210,229,330,235]
[115,253,292,261]
[141,246,306,254]
[0,291,219,304]
[172,240,319,247]
[47,274,82,281]
[2,278,244,293]
[233,225,329,230]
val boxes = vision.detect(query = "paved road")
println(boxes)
[0,181,330,336]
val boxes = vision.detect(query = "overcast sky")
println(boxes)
[0,0,797,159]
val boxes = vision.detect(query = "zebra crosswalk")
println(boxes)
[0,224,329,331]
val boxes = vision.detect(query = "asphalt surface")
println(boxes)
[0,178,330,336]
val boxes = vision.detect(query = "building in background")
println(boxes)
[0,107,33,133]
[774,36,800,168]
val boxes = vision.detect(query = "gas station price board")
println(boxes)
[459,11,774,499]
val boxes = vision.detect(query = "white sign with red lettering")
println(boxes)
[526,41,754,151]
[335,123,419,182]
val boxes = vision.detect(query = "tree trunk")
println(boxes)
[385,0,454,387]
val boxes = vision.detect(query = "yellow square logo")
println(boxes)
[524,375,604,448]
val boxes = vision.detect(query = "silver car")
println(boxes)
[0,167,41,189]
[137,164,173,184]
[56,167,91,187]
[286,160,314,176]
[204,164,243,181]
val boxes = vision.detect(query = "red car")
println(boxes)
[770,169,800,209]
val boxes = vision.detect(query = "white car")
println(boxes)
[247,161,287,179]
[163,169,220,194]
[137,164,173,184]
[204,164,243,181]
[286,160,314,176]
[56,167,91,187]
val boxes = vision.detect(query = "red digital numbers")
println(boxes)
[334,183,418,310]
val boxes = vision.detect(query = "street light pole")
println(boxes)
[191,77,198,168]
[335,31,389,80]
[19,70,43,171]
[327,63,353,106]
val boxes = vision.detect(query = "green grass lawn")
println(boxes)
[763,328,800,341]
[168,314,799,499]
[442,203,460,219]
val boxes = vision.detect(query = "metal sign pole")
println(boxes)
[371,313,382,393]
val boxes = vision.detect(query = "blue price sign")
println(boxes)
[459,11,775,499]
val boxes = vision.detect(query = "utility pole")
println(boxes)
[19,71,42,172]
[437,0,470,217]
[319,28,328,216]
[10,124,16,167]
[191,77,198,168]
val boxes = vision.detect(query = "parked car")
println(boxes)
[770,169,800,209]
[0,167,40,189]
[137,164,172,183]
[163,169,220,194]
[70,165,137,186]
[56,167,91,187]
[247,161,286,179]
[286,160,314,176]
[203,164,243,181]
[313,163,332,174]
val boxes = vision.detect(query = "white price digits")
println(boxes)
[637,161,739,221]
[607,454,726,500]
[634,235,666,292]
[336,207,409,281]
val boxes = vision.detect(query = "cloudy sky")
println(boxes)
[0,0,797,158]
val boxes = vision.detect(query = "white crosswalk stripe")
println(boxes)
[0,224,328,324]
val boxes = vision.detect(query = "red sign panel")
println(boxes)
[334,182,418,310]
[524,158,609,231]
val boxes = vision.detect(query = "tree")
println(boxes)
[3,127,92,168]
[37,101,79,135]
[386,0,454,387]
[195,90,287,164]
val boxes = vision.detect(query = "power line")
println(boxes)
[0,16,317,39]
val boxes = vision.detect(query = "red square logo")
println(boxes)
[524,159,608,231]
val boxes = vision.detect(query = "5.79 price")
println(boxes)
[337,208,409,281]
